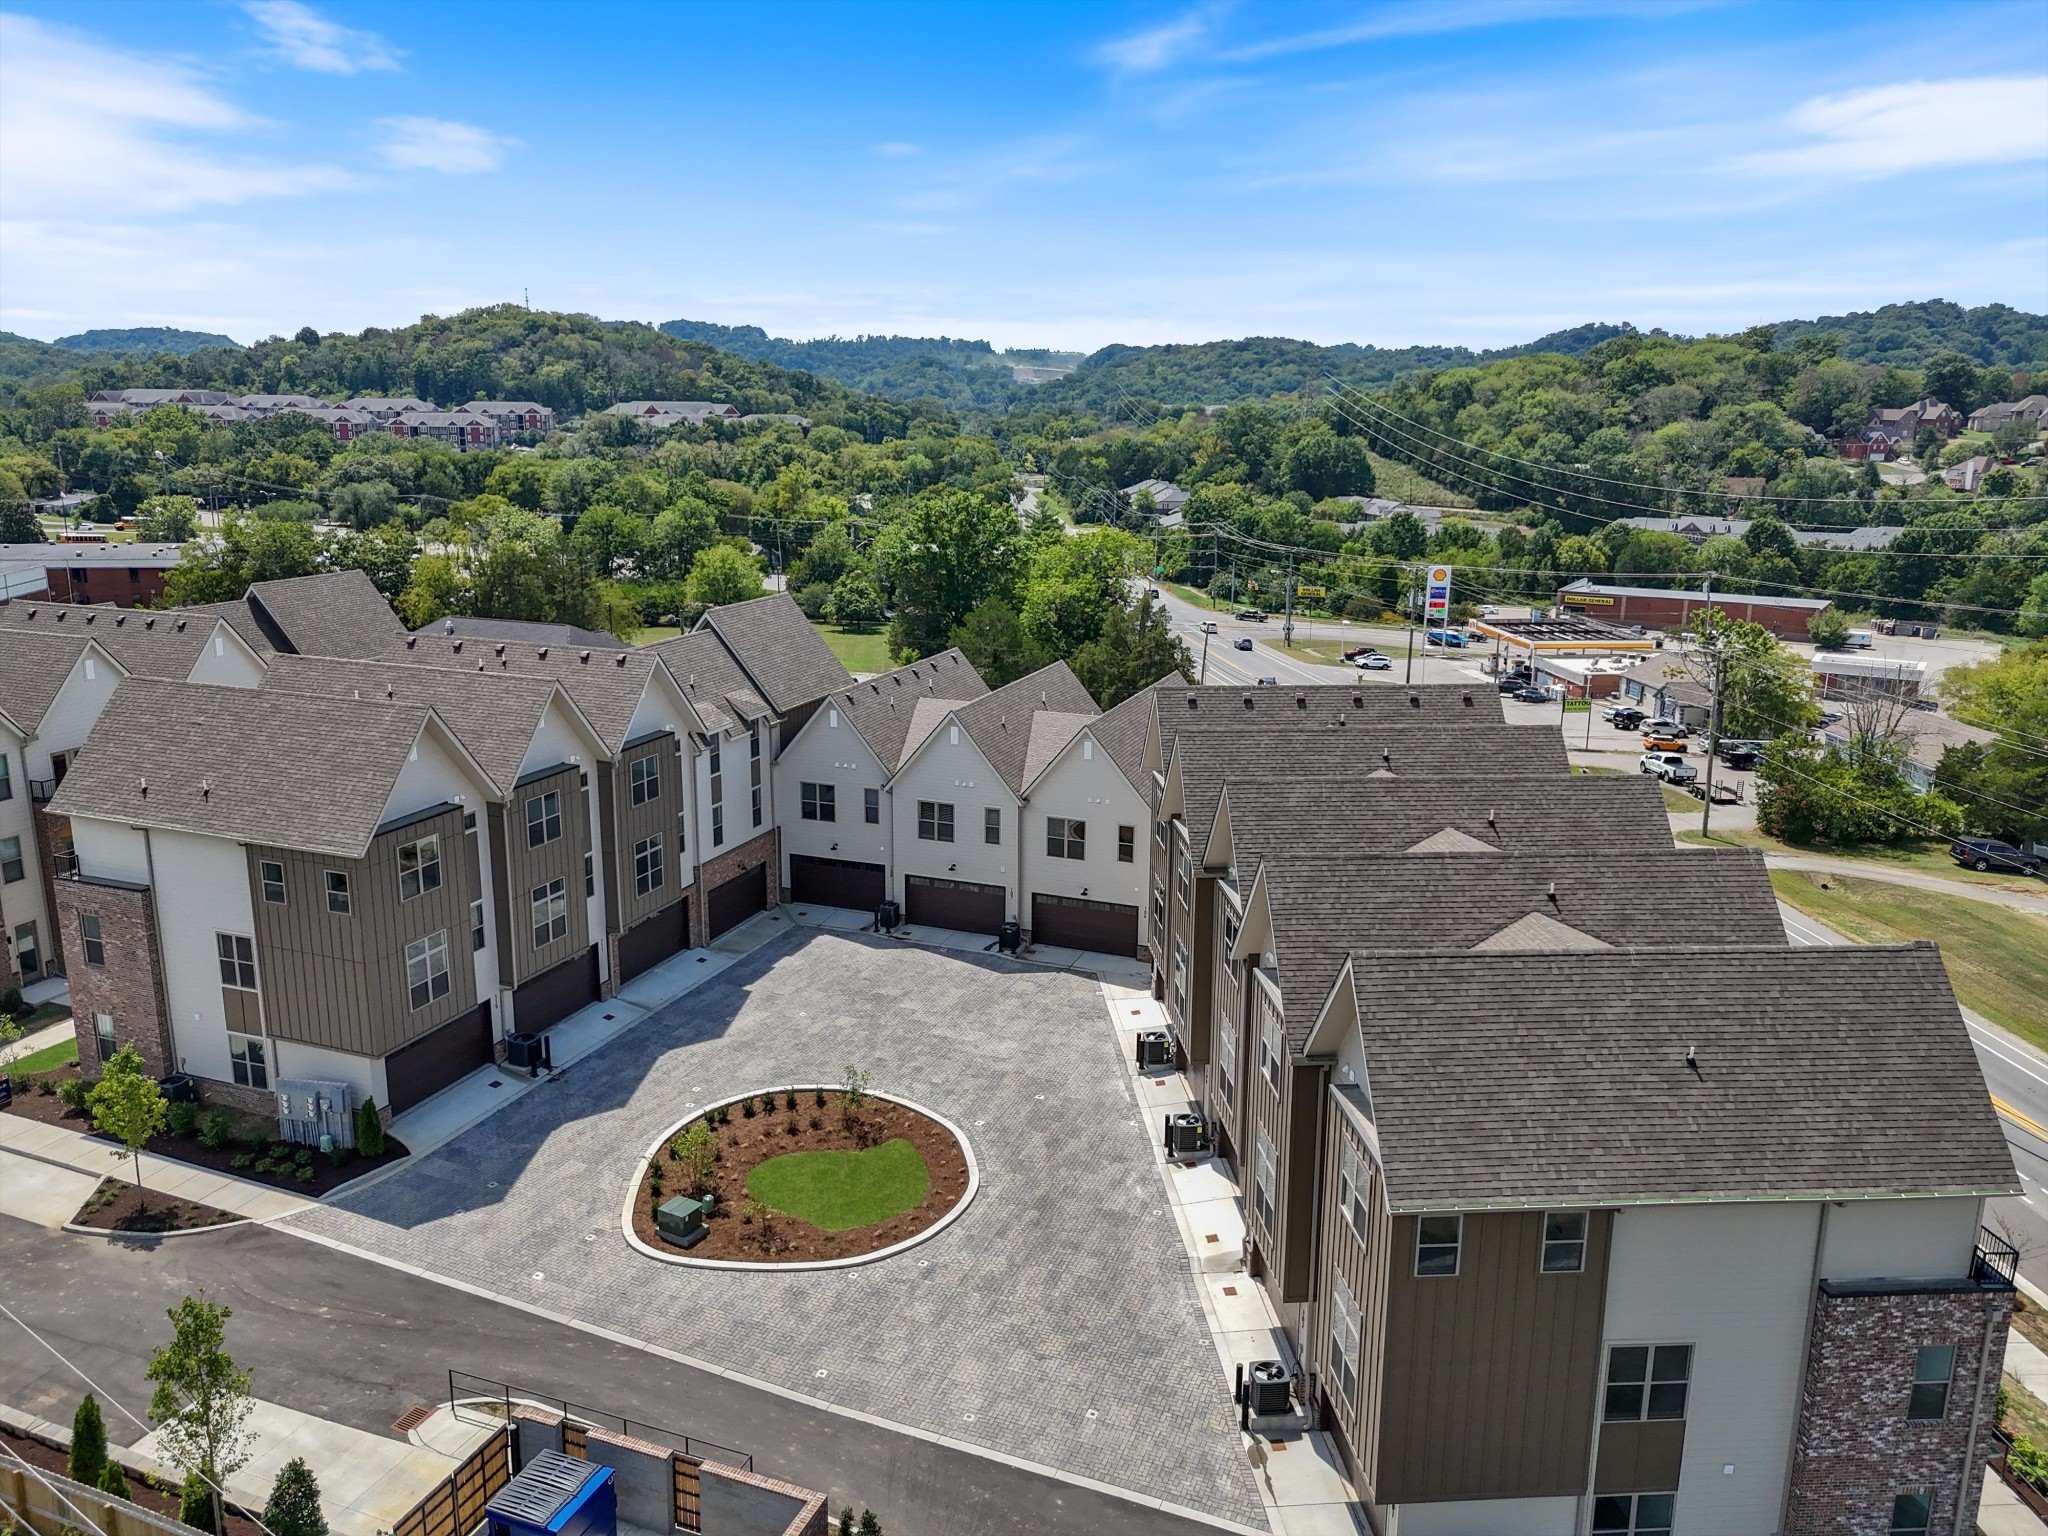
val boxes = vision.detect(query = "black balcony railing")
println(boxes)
[1974,1228,2020,1291]
[29,778,55,804]
[52,849,79,878]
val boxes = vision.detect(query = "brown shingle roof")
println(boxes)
[1346,944,2016,1207]
[643,631,771,735]
[1086,675,1179,792]
[824,649,988,769]
[48,679,454,858]
[943,661,1099,794]
[0,601,243,680]
[245,569,408,657]
[698,593,852,712]
[0,631,117,734]
[392,635,677,751]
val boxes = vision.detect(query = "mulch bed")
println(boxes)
[72,1176,243,1234]
[1,1423,265,1536]
[3,1061,408,1196]
[632,1095,969,1263]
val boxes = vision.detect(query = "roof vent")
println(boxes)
[84,613,95,624]
[579,650,590,663]
[1187,695,1198,710]
[614,652,628,666]
[386,685,395,699]
[443,618,455,635]
[54,610,65,621]
[1488,808,1497,829]
[1243,694,1254,710]
[1461,692,1473,707]
[200,779,210,801]
[1294,693,1307,709]
[138,777,147,798]
[451,640,463,653]
[114,614,126,626]
[1408,693,1421,709]
[144,617,155,629]
[175,619,186,632]
[405,636,417,649]
[1351,693,1362,708]
[495,643,505,656]
[1382,750,1392,769]
[1686,1044,1701,1078]
[537,647,549,659]
[20,607,32,619]
[1547,880,1557,904]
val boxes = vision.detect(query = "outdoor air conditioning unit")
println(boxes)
[1164,1111,1212,1161]
[1136,1030,1173,1070]
[503,1032,552,1076]
[1240,1359,1294,1418]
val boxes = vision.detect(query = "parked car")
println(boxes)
[1511,685,1549,702]
[1236,609,1267,622]
[1354,653,1392,671]
[1949,837,2042,875]
[1642,717,1688,737]
[1342,646,1381,661]
[1605,706,1646,729]
[1642,730,1688,752]
[1640,752,1698,785]
[1715,740,1761,769]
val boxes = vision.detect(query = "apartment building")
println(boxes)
[452,400,557,437]
[184,568,409,658]
[1298,944,2014,1536]
[0,544,188,607]
[50,681,505,1120]
[690,592,854,749]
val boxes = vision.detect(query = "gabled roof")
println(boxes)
[261,655,603,796]
[1339,945,2016,1208]
[244,569,408,658]
[1084,675,1179,793]
[0,631,126,734]
[393,634,696,751]
[1146,681,1506,772]
[48,679,483,859]
[821,649,988,769]
[0,602,253,681]
[1261,848,1781,1046]
[643,630,772,735]
[1021,713,1097,788]
[932,661,1099,794]
[696,593,852,712]
[412,615,627,650]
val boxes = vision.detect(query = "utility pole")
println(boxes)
[1282,554,1296,648]
[1199,626,1212,684]
[1697,572,1722,838]
[1403,566,1419,684]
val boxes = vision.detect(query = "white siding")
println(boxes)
[148,828,258,1085]
[186,626,265,687]
[1820,1196,1981,1283]
[518,694,594,781]
[0,725,48,974]
[1022,731,1149,921]
[381,724,483,825]
[775,705,889,877]
[1391,1495,1577,1536]
[28,646,122,778]
[70,818,150,886]
[272,1038,386,1113]
[466,814,504,1034]
[1602,1202,1820,1535]
[889,723,1015,909]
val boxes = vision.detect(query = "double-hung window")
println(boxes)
[1118,825,1134,863]
[531,879,568,948]
[216,932,257,991]
[228,1032,268,1089]
[1175,840,1191,905]
[709,737,724,847]
[0,836,23,884]
[1252,1131,1276,1234]
[1908,1345,1955,1421]
[1171,939,1188,1016]
[802,782,836,822]
[864,787,879,825]
[398,835,441,900]
[1542,1211,1589,1273]
[1591,1494,1674,1536]
[1258,992,1283,1096]
[630,755,660,805]
[260,860,286,905]
[1329,1272,1361,1407]
[1338,1140,1371,1241]
[984,806,1000,844]
[918,801,954,842]
[79,913,105,966]
[325,871,351,915]
[470,899,486,952]
[1415,1214,1461,1276]
[1046,817,1086,859]
[634,834,665,896]
[94,1012,116,1062]
[405,930,450,1010]
[1604,1344,1691,1421]
[1215,1007,1238,1108]
[749,726,762,829]
[0,752,11,802]
[526,789,562,848]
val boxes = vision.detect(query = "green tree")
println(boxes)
[1674,609,1819,743]
[136,495,199,542]
[788,523,857,591]
[146,1295,254,1536]
[180,1470,216,1534]
[828,569,884,629]
[880,490,1025,657]
[355,1099,385,1157]
[0,479,42,543]
[669,1120,718,1197]
[97,1457,131,1501]
[395,553,466,629]
[1937,641,2048,843]
[684,543,765,607]
[1364,511,1428,561]
[642,498,721,581]
[328,522,417,599]
[569,503,645,579]
[949,599,1048,686]
[69,1393,109,1486]
[87,1044,166,1205]
[1281,430,1375,500]
[1921,352,1983,413]
[1805,606,1852,651]
[263,1458,327,1536]
[1069,596,1191,707]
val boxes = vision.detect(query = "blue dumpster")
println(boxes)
[486,1450,616,1536]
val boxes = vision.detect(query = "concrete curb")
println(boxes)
[619,1087,979,1272]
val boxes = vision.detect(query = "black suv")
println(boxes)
[1950,837,2042,875]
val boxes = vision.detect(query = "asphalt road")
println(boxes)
[1778,901,2048,1290]
[0,1217,1228,1536]
[1151,587,1489,691]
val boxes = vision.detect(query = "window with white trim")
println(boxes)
[94,1012,116,1062]
[526,789,563,848]
[405,930,450,1010]
[216,932,257,990]
[470,899,486,952]
[1415,1213,1461,1276]
[1338,1140,1371,1241]
[79,913,105,966]
[984,806,1000,844]
[1330,1272,1361,1407]
[325,870,351,915]
[634,834,665,896]
[530,879,567,948]
[1046,817,1085,859]
[1171,939,1188,1016]
[398,835,441,900]
[0,836,25,884]
[1908,1345,1955,1421]
[1252,1130,1276,1234]
[259,860,286,905]
[1542,1211,1588,1273]
[709,736,724,847]
[1215,1007,1237,1107]
[228,1031,268,1089]
[630,754,660,805]
[749,726,762,828]
[1175,839,1190,904]
[1258,990,1283,1096]
[1592,1494,1674,1536]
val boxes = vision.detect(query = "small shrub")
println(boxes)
[717,1105,730,1126]
[356,1098,385,1157]
[2011,1434,2048,1491]
[742,1098,756,1118]
[7,1071,27,1095]
[815,1088,827,1108]
[294,1147,314,1166]
[292,1165,315,1182]
[179,1471,216,1534]
[784,1090,797,1111]
[784,1119,798,1136]
[97,1458,130,1501]
[38,1078,56,1095]
[69,1393,108,1485]
[0,985,21,1019]
[809,1115,821,1131]
[199,1109,233,1148]
[58,1077,88,1110]
[254,1158,279,1175]
[230,1153,253,1170]
[166,1101,200,1137]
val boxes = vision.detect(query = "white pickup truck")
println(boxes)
[1639,752,1699,786]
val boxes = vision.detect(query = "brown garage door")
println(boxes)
[707,863,768,940]
[619,897,689,983]
[904,874,1005,935]
[789,855,885,913]
[1031,893,1140,957]
[385,1005,492,1116]
[514,946,599,1032]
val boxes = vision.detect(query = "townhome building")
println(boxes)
[600,401,743,428]
[302,405,381,442]
[774,649,987,915]
[234,395,328,416]
[346,397,434,419]
[886,660,1101,935]
[1297,943,2015,1536]
[181,569,410,658]
[393,634,713,961]
[390,412,498,449]
[50,681,504,1121]
[1216,846,1785,1334]
[691,593,854,747]
[261,656,619,1035]
[452,400,557,437]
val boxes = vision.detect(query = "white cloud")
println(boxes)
[1093,7,1218,73]
[1738,75,2048,178]
[374,117,516,174]
[873,141,922,157]
[243,0,398,74]
[0,13,351,217]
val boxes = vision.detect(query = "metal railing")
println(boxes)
[1974,1229,2020,1291]
[447,1371,753,1472]
[51,849,79,877]
[29,779,55,804]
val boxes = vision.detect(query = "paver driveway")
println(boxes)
[285,929,1266,1529]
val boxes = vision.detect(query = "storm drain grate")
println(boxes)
[391,1404,432,1434]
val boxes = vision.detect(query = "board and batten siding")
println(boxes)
[494,763,593,985]
[1309,1088,1393,1504]
[246,803,480,1059]
[1377,1209,1611,1504]
[610,734,687,933]
[1243,971,1288,1288]
[1280,1057,1328,1303]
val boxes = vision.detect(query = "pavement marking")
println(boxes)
[1972,1026,2048,1095]
[1994,1096,2048,1145]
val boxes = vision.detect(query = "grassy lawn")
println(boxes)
[746,1138,929,1231]
[626,626,682,645]
[1769,870,2048,1049]
[812,623,895,675]
[1575,763,1696,814]
[1676,829,2042,895]
[7,1036,77,1074]
[1363,452,1476,509]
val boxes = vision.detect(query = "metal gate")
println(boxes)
[672,1455,702,1532]
[390,1428,511,1536]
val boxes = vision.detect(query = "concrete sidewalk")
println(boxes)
[0,1113,312,1224]
[0,1019,74,1067]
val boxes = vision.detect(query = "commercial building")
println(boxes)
[0,543,187,607]
[1555,579,1831,640]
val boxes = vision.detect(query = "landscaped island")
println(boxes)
[630,1078,972,1265]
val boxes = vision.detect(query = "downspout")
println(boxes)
[1956,1278,2001,1536]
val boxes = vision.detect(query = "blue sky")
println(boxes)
[1,0,2044,351]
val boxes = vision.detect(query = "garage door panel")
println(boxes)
[708,863,768,940]
[1031,893,1140,957]
[789,856,885,913]
[386,1006,492,1116]
[619,898,689,983]
[904,875,1005,935]
[514,947,600,1032]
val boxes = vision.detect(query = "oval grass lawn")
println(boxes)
[744,1137,930,1232]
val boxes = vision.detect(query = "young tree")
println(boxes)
[355,1098,385,1157]
[68,1393,109,1486]
[97,1457,131,1501]
[263,1458,327,1536]
[147,1295,254,1536]
[136,495,199,542]
[1805,606,1852,651]
[684,543,765,607]
[180,1470,216,1534]
[1069,596,1192,708]
[87,1045,166,1206]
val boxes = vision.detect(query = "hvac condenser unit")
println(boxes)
[1135,1030,1173,1070]
[1243,1359,1293,1417]
[1164,1111,1212,1161]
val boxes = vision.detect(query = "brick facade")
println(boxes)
[32,804,73,977]
[690,827,781,948]
[53,875,172,1079]
[1782,1279,2010,1536]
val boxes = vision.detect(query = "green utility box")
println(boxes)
[655,1194,713,1248]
